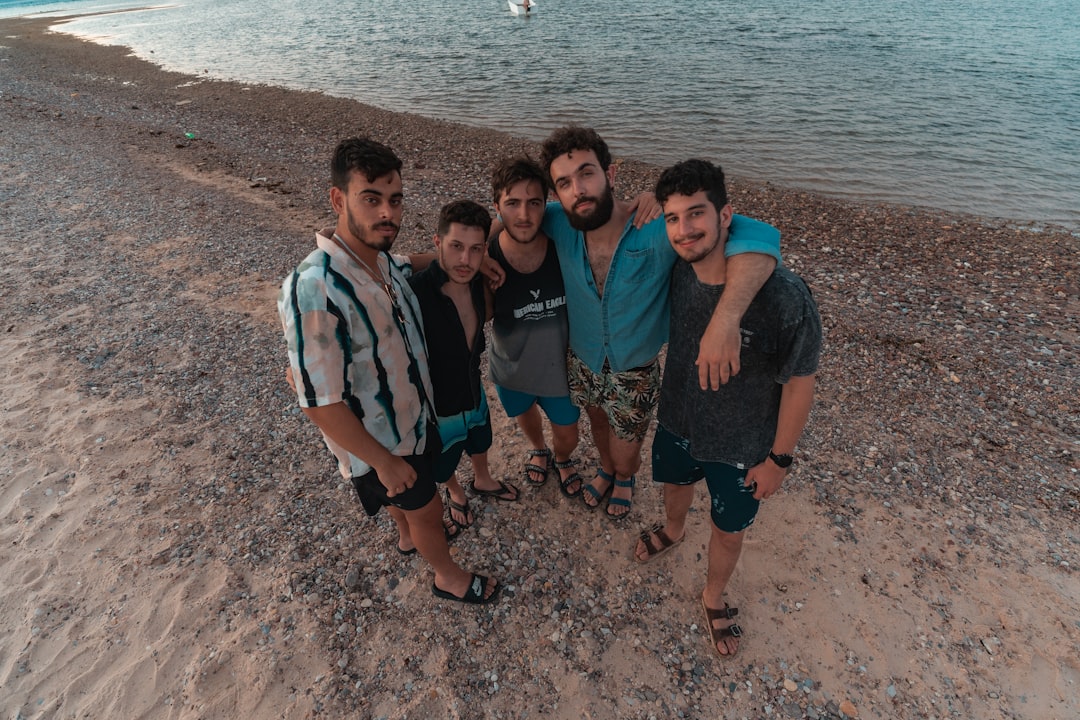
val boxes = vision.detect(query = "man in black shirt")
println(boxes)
[409,200,520,536]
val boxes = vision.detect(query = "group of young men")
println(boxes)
[278,127,822,656]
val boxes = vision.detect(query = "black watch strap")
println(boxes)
[768,451,794,468]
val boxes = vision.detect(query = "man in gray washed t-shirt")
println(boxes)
[633,159,822,659]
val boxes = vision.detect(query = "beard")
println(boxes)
[504,222,539,245]
[349,215,398,252]
[674,228,723,265]
[565,185,615,232]
[437,249,479,286]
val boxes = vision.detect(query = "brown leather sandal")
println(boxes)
[701,596,743,658]
[634,522,684,563]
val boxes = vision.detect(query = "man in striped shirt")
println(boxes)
[278,137,498,605]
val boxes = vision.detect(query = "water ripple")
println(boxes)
[11,0,1077,228]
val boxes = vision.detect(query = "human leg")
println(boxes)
[549,419,580,461]
[699,462,759,656]
[405,494,498,601]
[566,352,617,500]
[462,412,519,501]
[432,421,472,531]
[604,431,644,519]
[386,505,416,554]
[635,424,701,560]
[516,405,551,485]
[575,357,659,518]
[634,483,694,561]
[444,473,474,529]
[536,394,582,496]
[354,452,448,550]
[550,419,582,497]
[581,405,616,507]
[702,526,746,655]
[515,403,547,450]
[496,385,552,485]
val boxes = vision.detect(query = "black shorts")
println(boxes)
[351,449,438,516]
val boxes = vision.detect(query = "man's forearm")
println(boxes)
[408,252,435,272]
[302,402,395,470]
[695,252,777,388]
[709,252,776,327]
[772,374,816,454]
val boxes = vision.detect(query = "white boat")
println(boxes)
[508,0,536,15]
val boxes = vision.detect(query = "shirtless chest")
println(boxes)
[449,291,480,351]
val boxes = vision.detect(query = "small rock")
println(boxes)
[839,700,858,717]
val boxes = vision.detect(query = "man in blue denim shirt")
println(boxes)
[538,127,782,519]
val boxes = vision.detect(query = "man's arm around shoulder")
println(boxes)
[698,215,781,389]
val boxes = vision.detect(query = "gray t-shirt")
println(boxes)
[657,262,822,466]
[488,236,571,397]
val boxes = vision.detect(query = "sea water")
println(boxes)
[3,0,1078,230]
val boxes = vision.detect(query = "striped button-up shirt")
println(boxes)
[278,230,434,478]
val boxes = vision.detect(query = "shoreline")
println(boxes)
[2,14,1078,720]
[21,11,1080,235]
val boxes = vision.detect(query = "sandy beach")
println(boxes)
[1,15,1078,720]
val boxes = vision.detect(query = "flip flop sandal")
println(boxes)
[523,447,553,486]
[634,522,684,563]
[606,474,635,520]
[553,458,583,498]
[582,468,614,510]
[467,478,520,502]
[397,544,418,556]
[445,489,473,530]
[701,597,742,658]
[443,516,464,541]
[432,574,500,605]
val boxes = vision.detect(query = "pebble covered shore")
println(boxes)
[2,15,1078,720]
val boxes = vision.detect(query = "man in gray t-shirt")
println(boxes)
[633,159,822,659]
[488,157,584,497]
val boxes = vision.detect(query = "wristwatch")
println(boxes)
[768,451,794,469]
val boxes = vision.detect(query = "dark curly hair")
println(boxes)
[540,126,612,176]
[654,159,728,212]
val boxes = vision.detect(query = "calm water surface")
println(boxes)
[4,0,1078,229]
